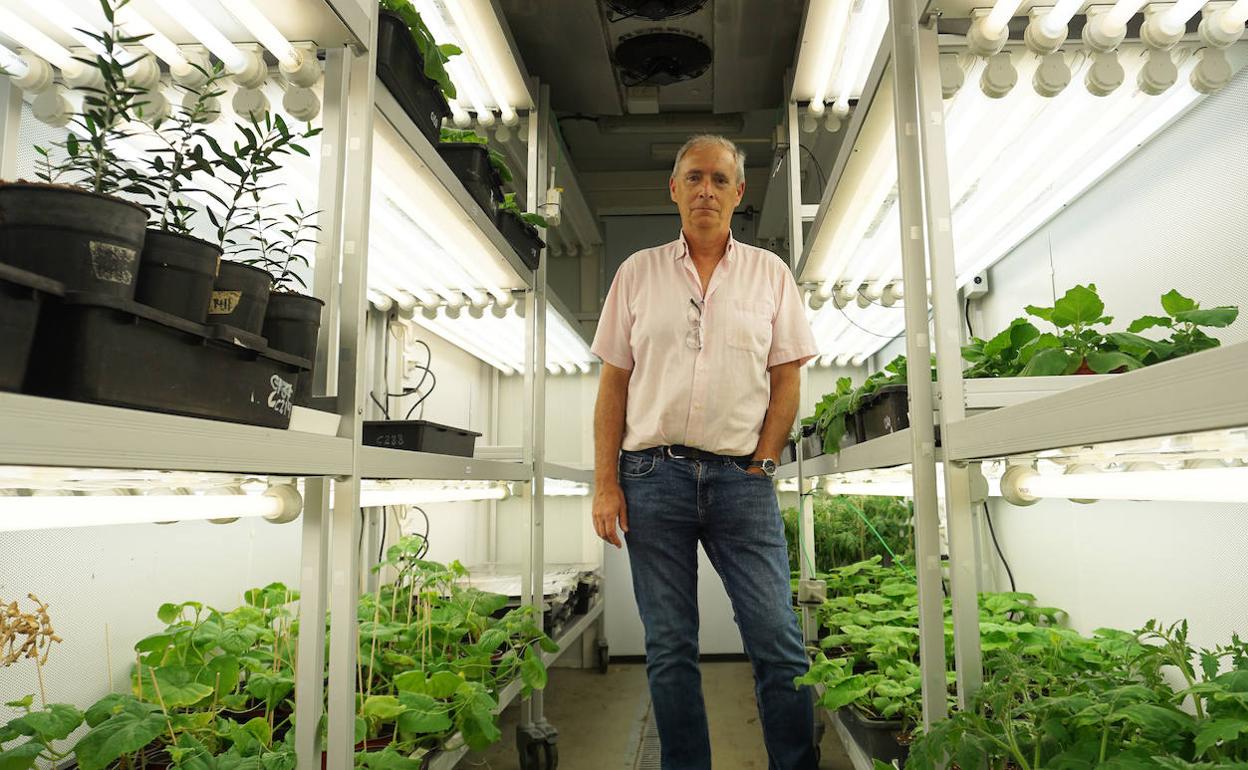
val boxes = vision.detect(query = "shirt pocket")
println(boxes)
[727,299,775,354]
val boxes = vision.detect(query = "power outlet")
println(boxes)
[797,579,827,605]
[966,271,990,299]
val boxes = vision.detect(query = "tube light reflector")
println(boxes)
[163,0,248,73]
[216,0,299,68]
[0,43,29,78]
[0,488,300,532]
[1003,466,1248,504]
[0,7,81,75]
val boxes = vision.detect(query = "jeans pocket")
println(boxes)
[619,451,658,479]
[725,458,767,480]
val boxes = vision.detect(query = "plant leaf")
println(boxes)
[1084,351,1143,374]
[1127,314,1172,333]
[1050,284,1105,327]
[1019,347,1073,377]
[1160,289,1197,317]
[1194,717,1248,757]
[73,699,166,770]
[1174,306,1238,328]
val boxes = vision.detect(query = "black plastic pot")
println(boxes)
[839,706,911,766]
[436,143,504,219]
[209,261,273,335]
[779,439,797,466]
[263,291,324,406]
[857,384,910,442]
[362,419,481,457]
[25,292,309,428]
[0,183,147,298]
[376,10,451,147]
[801,433,826,460]
[497,210,544,270]
[0,263,62,392]
[135,230,221,322]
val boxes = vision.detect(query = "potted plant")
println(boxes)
[242,201,325,404]
[0,0,155,298]
[205,114,321,335]
[437,128,510,220]
[496,193,547,270]
[133,64,229,323]
[377,0,460,145]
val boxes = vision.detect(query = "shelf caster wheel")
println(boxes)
[597,639,609,674]
[517,723,559,770]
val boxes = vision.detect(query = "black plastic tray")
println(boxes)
[25,292,309,428]
[839,706,910,766]
[436,143,504,219]
[376,10,451,148]
[363,419,481,457]
[0,263,62,392]
[856,384,910,442]
[496,211,544,270]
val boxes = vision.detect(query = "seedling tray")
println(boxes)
[362,419,481,457]
[376,10,450,148]
[857,384,910,442]
[497,211,544,270]
[0,263,62,392]
[839,706,910,766]
[436,143,504,219]
[24,292,309,428]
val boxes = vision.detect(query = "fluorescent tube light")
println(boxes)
[442,0,518,124]
[1106,0,1150,31]
[1000,465,1248,504]
[414,0,494,122]
[0,7,81,76]
[1040,0,1089,38]
[162,0,248,74]
[0,43,30,79]
[1160,0,1212,35]
[794,0,854,110]
[832,0,889,112]
[359,485,509,507]
[17,0,108,58]
[984,0,1028,39]
[543,481,590,497]
[0,486,302,532]
[216,0,299,68]
[116,6,192,75]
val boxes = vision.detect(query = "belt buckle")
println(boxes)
[666,445,690,460]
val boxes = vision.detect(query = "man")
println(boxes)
[590,134,819,770]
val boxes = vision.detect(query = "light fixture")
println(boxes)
[1084,0,1149,52]
[232,87,270,119]
[999,464,1248,505]
[358,483,509,507]
[216,0,298,68]
[414,0,493,123]
[442,0,518,124]
[1038,0,1088,40]
[831,0,889,114]
[0,485,302,532]
[543,480,591,497]
[2,49,53,92]
[162,0,265,86]
[0,6,82,77]
[1200,0,1248,46]
[31,86,73,127]
[17,0,108,58]
[793,0,854,114]
[283,87,321,121]
[969,1,1027,57]
[116,6,194,79]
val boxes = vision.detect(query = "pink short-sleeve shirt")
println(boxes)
[591,232,817,457]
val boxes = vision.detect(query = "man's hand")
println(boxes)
[593,482,629,549]
[745,466,767,478]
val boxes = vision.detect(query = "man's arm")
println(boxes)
[593,362,632,548]
[751,360,802,471]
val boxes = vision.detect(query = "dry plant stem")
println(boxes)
[36,653,47,707]
[145,664,180,746]
[365,580,383,698]
[105,622,115,691]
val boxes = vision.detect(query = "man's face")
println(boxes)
[669,144,745,236]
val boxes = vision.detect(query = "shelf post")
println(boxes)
[914,16,986,707]
[522,81,552,728]
[0,76,20,179]
[294,477,331,768]
[888,0,950,728]
[326,23,379,769]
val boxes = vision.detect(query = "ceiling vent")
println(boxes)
[603,0,709,22]
[614,31,712,87]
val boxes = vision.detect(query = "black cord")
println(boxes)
[405,368,438,420]
[964,297,975,339]
[378,506,388,564]
[835,304,931,338]
[369,392,390,420]
[983,502,1016,593]
[798,144,827,195]
[412,506,430,558]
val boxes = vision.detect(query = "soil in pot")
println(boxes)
[262,291,324,406]
[135,230,221,322]
[0,182,147,298]
[209,261,273,335]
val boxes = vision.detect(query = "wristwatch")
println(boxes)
[748,458,777,478]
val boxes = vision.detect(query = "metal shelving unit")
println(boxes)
[545,463,594,486]
[360,446,533,481]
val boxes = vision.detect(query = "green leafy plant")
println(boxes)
[1110,289,1239,366]
[237,200,321,292]
[32,0,156,200]
[499,192,548,229]
[379,0,461,100]
[439,127,513,184]
[142,64,229,236]
[782,493,913,575]
[205,114,321,257]
[802,355,930,454]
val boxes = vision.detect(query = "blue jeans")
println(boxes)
[619,448,817,770]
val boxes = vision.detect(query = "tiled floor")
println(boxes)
[467,661,854,769]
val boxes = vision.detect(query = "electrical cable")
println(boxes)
[983,502,1016,593]
[369,392,390,420]
[404,367,437,420]
[412,506,430,558]
[856,287,903,309]
[964,296,975,339]
[378,506,388,563]
[835,304,933,338]
[798,144,827,195]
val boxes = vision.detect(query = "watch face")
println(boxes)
[762,459,777,475]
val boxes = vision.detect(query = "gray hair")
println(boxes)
[670,134,746,185]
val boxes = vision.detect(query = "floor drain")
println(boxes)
[635,713,662,769]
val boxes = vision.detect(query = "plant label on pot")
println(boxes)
[267,374,295,418]
[211,291,242,314]
[89,241,138,285]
